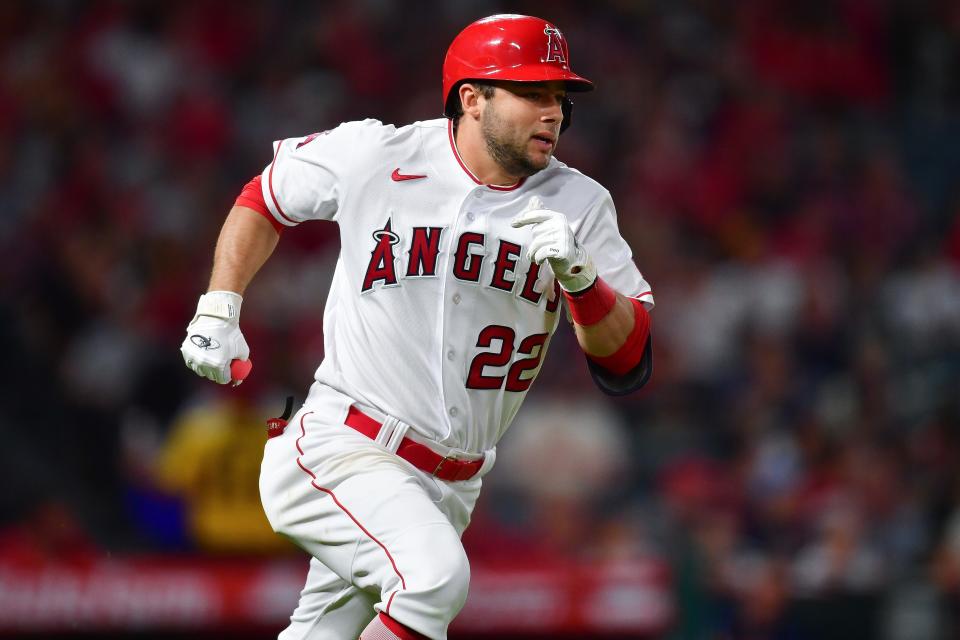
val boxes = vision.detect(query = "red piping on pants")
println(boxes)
[294,412,407,612]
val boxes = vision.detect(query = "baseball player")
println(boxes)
[180,14,653,640]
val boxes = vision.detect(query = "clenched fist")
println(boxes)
[180,291,251,385]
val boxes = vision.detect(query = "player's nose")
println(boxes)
[540,102,562,126]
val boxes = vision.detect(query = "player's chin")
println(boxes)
[526,145,553,169]
[532,154,552,171]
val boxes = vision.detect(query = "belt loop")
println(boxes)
[476,448,497,477]
[373,416,396,451]
[384,417,410,453]
[374,415,410,454]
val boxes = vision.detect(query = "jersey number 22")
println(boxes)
[466,325,549,392]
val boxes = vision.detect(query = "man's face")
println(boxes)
[479,80,566,179]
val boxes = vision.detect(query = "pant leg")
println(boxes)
[279,557,377,640]
[261,408,472,640]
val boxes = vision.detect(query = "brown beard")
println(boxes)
[480,107,550,179]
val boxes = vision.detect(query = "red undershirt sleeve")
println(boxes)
[586,298,651,376]
[575,291,653,396]
[235,175,284,234]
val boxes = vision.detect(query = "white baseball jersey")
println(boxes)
[260,118,653,456]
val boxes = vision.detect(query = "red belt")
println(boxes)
[344,406,483,482]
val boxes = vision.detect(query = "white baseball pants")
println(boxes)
[259,388,483,640]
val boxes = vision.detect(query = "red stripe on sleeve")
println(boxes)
[234,175,284,234]
[267,140,297,224]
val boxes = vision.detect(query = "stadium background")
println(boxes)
[2,0,960,638]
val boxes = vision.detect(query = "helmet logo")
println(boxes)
[543,27,566,63]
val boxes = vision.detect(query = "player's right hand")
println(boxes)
[511,196,597,293]
[180,291,250,385]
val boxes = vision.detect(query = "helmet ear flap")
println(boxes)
[560,97,573,134]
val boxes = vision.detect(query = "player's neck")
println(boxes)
[453,121,521,187]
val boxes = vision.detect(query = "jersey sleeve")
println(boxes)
[576,191,654,310]
[260,119,388,227]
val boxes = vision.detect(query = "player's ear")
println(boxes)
[459,83,483,120]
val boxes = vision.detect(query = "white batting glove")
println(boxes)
[510,196,597,293]
[180,291,250,385]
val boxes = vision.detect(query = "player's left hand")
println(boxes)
[511,196,597,292]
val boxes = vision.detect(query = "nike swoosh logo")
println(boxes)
[391,168,427,182]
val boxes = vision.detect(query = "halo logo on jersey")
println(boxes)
[362,219,401,292]
[190,334,221,350]
[543,27,566,63]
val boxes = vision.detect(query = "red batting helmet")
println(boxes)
[442,14,594,133]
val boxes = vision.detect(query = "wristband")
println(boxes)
[563,277,617,325]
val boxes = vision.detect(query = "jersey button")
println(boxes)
[447,350,456,360]
[473,191,483,199]
[448,407,459,417]
[466,212,475,221]
[452,293,461,305]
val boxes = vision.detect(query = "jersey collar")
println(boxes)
[447,119,526,192]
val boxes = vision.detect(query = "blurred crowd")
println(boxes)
[2,0,960,637]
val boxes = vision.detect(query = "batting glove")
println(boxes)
[510,196,597,293]
[180,291,250,385]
